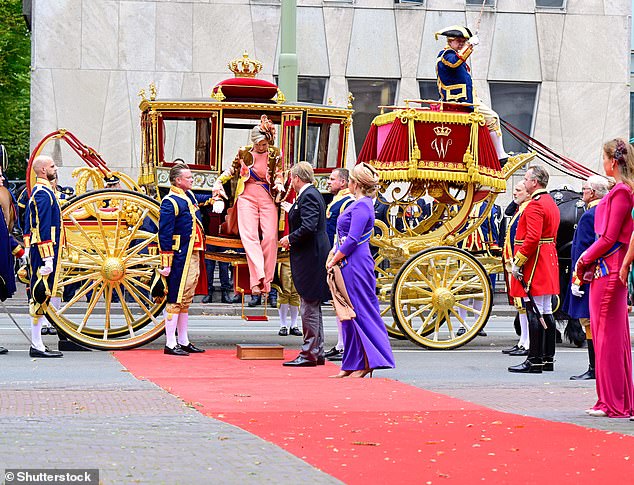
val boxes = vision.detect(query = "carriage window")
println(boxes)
[347,78,398,156]
[162,116,216,169]
[305,119,343,170]
[418,80,439,101]
[489,82,539,155]
[535,0,566,8]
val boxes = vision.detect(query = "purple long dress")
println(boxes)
[336,197,395,371]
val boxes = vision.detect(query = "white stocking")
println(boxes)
[289,305,299,328]
[176,312,190,347]
[519,311,530,348]
[31,316,46,351]
[165,312,178,349]
[335,317,344,351]
[278,303,289,328]
[489,131,509,160]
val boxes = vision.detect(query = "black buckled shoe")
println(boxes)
[508,358,543,374]
[502,344,520,354]
[201,294,214,304]
[289,327,303,337]
[278,327,289,336]
[29,347,63,358]
[0,346,8,355]
[47,326,57,335]
[179,343,205,353]
[164,345,189,356]
[570,367,595,380]
[509,346,528,356]
[41,327,49,335]
[324,347,340,358]
[542,358,555,371]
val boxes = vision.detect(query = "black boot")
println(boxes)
[509,306,544,374]
[221,290,233,304]
[570,339,595,380]
[201,293,214,304]
[248,294,261,307]
[543,313,557,371]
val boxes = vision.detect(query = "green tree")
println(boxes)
[0,0,30,180]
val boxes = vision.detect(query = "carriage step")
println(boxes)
[236,344,284,360]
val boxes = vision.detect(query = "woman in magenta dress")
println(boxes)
[326,163,395,378]
[575,138,634,418]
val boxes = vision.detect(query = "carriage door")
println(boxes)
[280,111,306,171]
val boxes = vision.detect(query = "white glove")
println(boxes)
[511,263,522,279]
[273,182,285,194]
[40,257,54,276]
[571,284,585,298]
[212,181,227,199]
[23,247,29,260]
[212,199,225,214]
[468,35,480,46]
[19,254,28,266]
[158,267,171,277]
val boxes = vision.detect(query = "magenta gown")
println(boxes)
[336,197,395,371]
[582,182,634,418]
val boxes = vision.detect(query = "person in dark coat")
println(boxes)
[0,165,25,355]
[280,162,330,367]
[564,175,609,380]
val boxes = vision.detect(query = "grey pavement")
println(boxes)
[2,295,634,482]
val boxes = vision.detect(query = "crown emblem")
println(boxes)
[433,125,451,137]
[228,51,263,78]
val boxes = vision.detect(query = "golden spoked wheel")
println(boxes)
[46,189,165,350]
[391,246,492,350]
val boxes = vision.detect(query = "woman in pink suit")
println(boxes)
[575,138,634,418]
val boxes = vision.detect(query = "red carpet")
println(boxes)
[114,350,634,483]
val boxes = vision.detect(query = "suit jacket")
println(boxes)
[288,184,330,301]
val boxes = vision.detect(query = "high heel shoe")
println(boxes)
[329,370,353,378]
[349,369,373,378]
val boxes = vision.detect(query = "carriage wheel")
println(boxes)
[46,189,165,350]
[391,247,492,350]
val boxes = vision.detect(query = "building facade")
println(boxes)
[29,0,631,190]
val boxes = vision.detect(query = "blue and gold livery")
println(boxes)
[158,186,212,304]
[435,25,475,105]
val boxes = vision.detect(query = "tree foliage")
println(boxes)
[0,0,30,179]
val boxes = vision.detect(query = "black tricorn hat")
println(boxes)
[435,25,473,40]
[32,274,51,305]
[150,270,167,300]
[104,174,121,186]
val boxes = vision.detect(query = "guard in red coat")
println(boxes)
[508,166,560,374]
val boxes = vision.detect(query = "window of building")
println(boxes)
[489,82,539,155]
[347,79,398,156]
[273,76,328,104]
[466,0,495,7]
[418,80,439,102]
[395,0,425,5]
[535,0,566,8]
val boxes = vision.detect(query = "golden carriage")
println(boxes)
[357,100,535,349]
[25,56,354,350]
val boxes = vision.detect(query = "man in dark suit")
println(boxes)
[280,162,329,367]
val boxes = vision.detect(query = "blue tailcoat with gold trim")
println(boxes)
[436,46,474,105]
[23,179,62,293]
[158,187,212,304]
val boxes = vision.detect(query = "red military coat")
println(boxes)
[509,189,560,298]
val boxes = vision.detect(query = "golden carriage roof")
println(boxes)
[357,105,505,191]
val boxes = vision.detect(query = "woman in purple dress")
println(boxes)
[326,163,395,378]
[575,138,634,418]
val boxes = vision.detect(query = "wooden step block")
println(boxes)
[236,344,284,360]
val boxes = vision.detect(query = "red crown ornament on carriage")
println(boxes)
[212,52,285,103]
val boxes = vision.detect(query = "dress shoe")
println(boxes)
[508,358,543,374]
[221,290,233,304]
[41,327,50,335]
[283,356,317,367]
[324,346,342,358]
[230,293,242,304]
[587,409,607,417]
[456,327,466,336]
[570,367,595,380]
[499,157,509,167]
[278,327,289,336]
[48,326,57,335]
[0,346,8,355]
[502,344,520,354]
[179,343,205,353]
[29,347,63,358]
[327,352,343,362]
[248,295,261,307]
[164,345,189,356]
[509,346,528,356]
[289,327,303,337]
[543,358,554,371]
[268,294,278,307]
[201,294,214,304]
